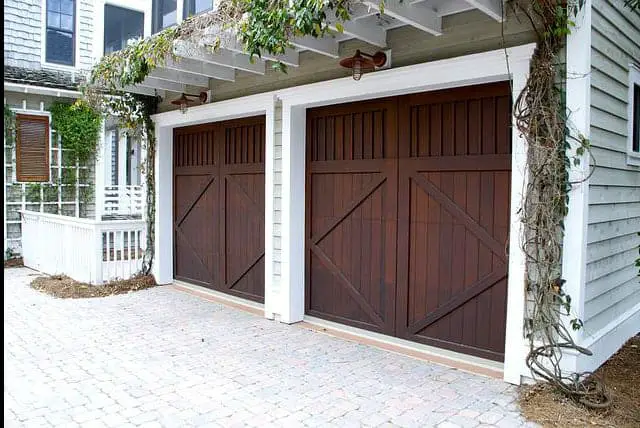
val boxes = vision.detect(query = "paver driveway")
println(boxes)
[4,267,533,428]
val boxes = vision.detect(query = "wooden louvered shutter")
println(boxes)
[16,114,50,182]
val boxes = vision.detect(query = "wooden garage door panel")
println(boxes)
[223,173,265,301]
[174,175,218,285]
[307,82,512,361]
[309,175,396,332]
[397,169,510,360]
[173,116,265,302]
[307,99,398,334]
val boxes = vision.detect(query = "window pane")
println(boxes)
[48,0,61,13]
[46,29,73,65]
[153,0,176,32]
[184,0,213,18]
[60,0,73,15]
[48,12,60,29]
[162,9,176,28]
[60,14,73,31]
[104,5,144,54]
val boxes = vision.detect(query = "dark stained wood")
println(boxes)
[306,82,512,361]
[306,98,398,334]
[173,116,265,302]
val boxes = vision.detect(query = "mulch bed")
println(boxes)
[4,257,24,268]
[30,274,157,299]
[519,336,640,428]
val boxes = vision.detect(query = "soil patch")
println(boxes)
[519,336,640,427]
[4,257,24,268]
[30,274,157,298]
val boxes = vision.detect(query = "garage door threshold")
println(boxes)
[172,281,503,380]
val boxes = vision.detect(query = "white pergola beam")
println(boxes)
[226,43,300,67]
[148,67,210,87]
[204,30,300,67]
[138,77,187,93]
[173,41,266,75]
[164,57,235,82]
[291,36,340,58]
[122,85,164,97]
[362,0,442,36]
[332,20,387,47]
[464,0,503,21]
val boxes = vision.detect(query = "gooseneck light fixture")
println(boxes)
[339,50,387,81]
[170,91,208,114]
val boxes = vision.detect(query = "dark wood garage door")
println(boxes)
[174,116,265,302]
[306,82,511,361]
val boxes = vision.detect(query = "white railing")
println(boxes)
[21,211,146,284]
[103,185,144,217]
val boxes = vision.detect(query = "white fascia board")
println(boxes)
[4,82,82,98]
[152,92,276,128]
[277,44,536,108]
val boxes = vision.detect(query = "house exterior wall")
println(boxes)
[582,0,640,372]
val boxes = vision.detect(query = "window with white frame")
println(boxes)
[629,64,640,165]
[183,0,213,19]
[152,0,177,33]
[45,0,75,66]
[104,5,144,54]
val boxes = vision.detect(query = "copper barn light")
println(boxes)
[339,50,387,81]
[170,91,208,114]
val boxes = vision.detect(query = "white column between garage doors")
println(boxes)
[275,44,536,384]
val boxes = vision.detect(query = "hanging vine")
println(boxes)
[504,0,611,408]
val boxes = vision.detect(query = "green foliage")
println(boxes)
[49,101,102,164]
[89,28,177,92]
[236,0,351,71]
[624,0,639,11]
[4,105,16,148]
[26,183,42,203]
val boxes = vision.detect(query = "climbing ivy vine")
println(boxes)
[4,105,16,148]
[49,101,102,164]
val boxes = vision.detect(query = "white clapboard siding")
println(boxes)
[271,104,283,295]
[583,0,640,368]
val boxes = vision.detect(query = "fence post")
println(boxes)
[92,223,103,285]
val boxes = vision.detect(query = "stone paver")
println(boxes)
[4,267,534,427]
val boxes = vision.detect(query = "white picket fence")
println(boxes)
[21,211,146,284]
[103,185,144,217]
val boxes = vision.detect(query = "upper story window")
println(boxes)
[104,5,144,54]
[46,0,75,66]
[152,0,177,33]
[183,0,213,19]
[628,64,640,165]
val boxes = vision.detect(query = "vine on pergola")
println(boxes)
[86,0,639,407]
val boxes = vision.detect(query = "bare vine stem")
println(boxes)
[507,0,609,408]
